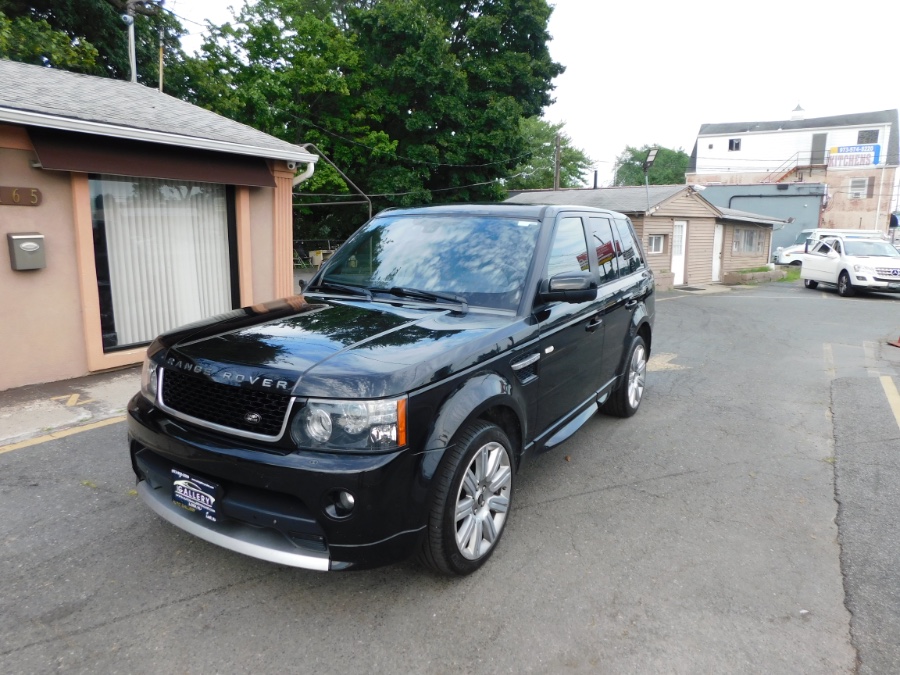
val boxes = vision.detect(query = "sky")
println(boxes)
[163,0,900,186]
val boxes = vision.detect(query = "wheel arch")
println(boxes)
[418,372,527,481]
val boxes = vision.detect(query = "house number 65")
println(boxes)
[0,187,42,206]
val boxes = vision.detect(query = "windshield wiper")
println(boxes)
[372,286,468,314]
[307,280,372,300]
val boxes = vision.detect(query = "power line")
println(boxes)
[295,116,536,169]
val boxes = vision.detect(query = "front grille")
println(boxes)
[875,268,900,278]
[160,369,291,437]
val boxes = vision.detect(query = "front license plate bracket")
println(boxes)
[172,468,221,522]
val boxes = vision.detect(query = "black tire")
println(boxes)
[838,271,855,297]
[804,278,818,289]
[418,421,514,576]
[790,260,802,266]
[601,335,647,418]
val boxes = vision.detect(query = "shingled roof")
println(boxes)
[0,59,316,163]
[506,185,686,213]
[506,186,786,226]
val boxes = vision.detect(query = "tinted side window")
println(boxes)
[612,218,643,276]
[547,217,589,277]
[588,217,619,284]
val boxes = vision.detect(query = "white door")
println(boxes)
[672,221,686,285]
[712,224,723,281]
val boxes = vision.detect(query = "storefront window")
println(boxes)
[89,175,236,351]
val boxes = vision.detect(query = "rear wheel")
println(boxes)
[418,421,513,576]
[601,335,647,418]
[838,271,855,297]
[804,278,818,289]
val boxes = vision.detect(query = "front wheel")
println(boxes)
[804,278,818,289]
[418,421,514,576]
[838,271,855,297]
[601,335,647,418]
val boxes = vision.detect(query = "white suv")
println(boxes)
[774,228,884,265]
[801,236,900,296]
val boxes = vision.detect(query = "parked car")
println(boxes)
[127,204,655,575]
[774,228,885,265]
[801,236,900,296]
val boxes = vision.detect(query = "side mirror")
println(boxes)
[540,271,597,304]
[827,250,839,259]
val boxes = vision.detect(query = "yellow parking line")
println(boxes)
[0,416,126,455]
[881,376,900,432]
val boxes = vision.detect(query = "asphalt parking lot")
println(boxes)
[2,280,899,674]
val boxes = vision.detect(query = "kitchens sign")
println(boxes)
[827,145,881,168]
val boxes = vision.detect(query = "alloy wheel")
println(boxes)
[627,344,647,409]
[454,441,512,560]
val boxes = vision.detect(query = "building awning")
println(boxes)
[28,127,277,188]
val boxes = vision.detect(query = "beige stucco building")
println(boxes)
[507,186,783,287]
[0,60,317,391]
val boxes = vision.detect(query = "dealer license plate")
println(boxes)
[172,468,220,522]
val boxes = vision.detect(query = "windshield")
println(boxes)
[843,240,900,257]
[794,231,813,245]
[317,214,542,310]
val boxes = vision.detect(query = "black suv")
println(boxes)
[128,204,655,575]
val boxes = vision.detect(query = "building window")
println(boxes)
[857,129,878,144]
[89,175,236,351]
[732,228,765,255]
[728,139,741,151]
[647,234,665,254]
[848,178,869,199]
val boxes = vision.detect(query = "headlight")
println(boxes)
[140,357,159,403]
[290,397,407,452]
[853,264,874,273]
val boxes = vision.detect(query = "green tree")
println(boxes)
[183,0,563,238]
[505,118,592,191]
[614,145,690,186]
[0,0,187,85]
[0,10,99,70]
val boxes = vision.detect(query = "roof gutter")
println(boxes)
[0,106,318,164]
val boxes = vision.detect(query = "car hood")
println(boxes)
[156,296,526,398]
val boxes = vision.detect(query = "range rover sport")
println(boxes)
[127,204,655,575]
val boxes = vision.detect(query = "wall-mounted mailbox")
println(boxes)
[7,232,46,271]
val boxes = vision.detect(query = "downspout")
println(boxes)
[292,162,315,187]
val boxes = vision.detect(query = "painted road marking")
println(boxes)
[51,393,95,407]
[881,376,900,432]
[648,353,687,372]
[0,416,125,455]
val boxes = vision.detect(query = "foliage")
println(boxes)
[613,145,690,186]
[179,0,564,238]
[0,0,187,84]
[504,117,592,191]
[0,10,99,70]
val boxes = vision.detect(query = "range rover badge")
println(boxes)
[244,412,262,424]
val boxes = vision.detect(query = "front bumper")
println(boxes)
[850,275,900,292]
[127,395,429,571]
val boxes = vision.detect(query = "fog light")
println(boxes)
[325,489,356,519]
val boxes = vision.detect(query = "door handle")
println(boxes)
[586,315,603,331]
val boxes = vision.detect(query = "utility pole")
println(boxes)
[111,0,165,83]
[553,134,561,190]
